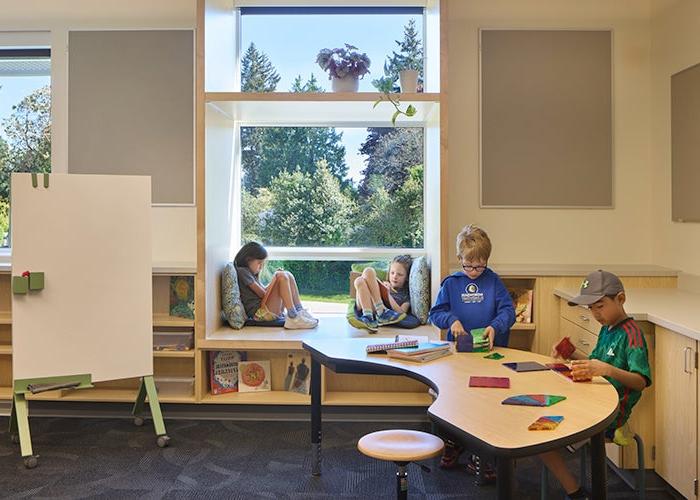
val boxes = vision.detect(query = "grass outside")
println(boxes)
[300,293,351,304]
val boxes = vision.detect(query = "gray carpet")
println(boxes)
[0,417,677,499]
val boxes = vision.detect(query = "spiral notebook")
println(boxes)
[366,339,419,354]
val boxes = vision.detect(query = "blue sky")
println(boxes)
[242,11,422,184]
[0,75,49,141]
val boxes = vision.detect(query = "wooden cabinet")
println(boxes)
[0,269,197,403]
[655,326,697,499]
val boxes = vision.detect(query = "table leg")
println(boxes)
[590,431,607,500]
[496,456,514,499]
[311,356,322,476]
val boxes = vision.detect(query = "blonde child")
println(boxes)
[428,224,515,478]
[541,270,651,500]
[234,242,318,330]
[352,255,411,331]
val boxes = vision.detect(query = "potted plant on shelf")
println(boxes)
[316,44,370,92]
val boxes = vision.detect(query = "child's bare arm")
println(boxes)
[248,280,267,299]
[571,359,647,391]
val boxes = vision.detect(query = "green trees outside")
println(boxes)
[0,85,52,243]
[238,25,425,296]
[372,19,424,93]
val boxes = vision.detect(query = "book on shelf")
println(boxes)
[508,287,534,323]
[169,276,195,319]
[284,352,311,394]
[238,360,272,392]
[209,350,246,395]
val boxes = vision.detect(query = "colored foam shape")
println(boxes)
[469,376,510,388]
[502,394,567,407]
[528,416,564,431]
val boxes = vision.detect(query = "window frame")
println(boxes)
[0,44,52,256]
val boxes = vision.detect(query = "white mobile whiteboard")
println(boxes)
[11,174,153,382]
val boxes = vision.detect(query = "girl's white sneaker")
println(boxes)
[284,314,317,329]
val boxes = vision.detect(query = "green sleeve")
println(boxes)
[626,339,652,388]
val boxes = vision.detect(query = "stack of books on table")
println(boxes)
[387,341,452,363]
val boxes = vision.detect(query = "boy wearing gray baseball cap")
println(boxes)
[541,270,651,500]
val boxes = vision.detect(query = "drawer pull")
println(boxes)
[579,315,590,322]
[684,347,694,374]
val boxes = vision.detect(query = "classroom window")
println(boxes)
[241,126,425,250]
[239,7,424,93]
[0,48,51,248]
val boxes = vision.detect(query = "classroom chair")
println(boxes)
[540,431,645,500]
[358,429,444,500]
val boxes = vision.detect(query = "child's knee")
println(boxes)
[362,267,377,280]
[354,276,366,289]
[275,270,289,281]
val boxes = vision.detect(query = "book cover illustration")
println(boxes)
[502,394,566,407]
[528,416,564,431]
[284,352,311,394]
[238,360,271,392]
[508,287,533,323]
[170,276,195,319]
[209,350,246,395]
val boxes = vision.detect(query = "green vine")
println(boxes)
[373,93,417,126]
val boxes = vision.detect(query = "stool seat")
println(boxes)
[358,430,444,462]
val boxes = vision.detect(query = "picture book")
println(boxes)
[502,361,549,372]
[169,276,195,319]
[502,394,567,407]
[238,360,271,392]
[209,350,246,395]
[528,416,564,431]
[387,348,452,363]
[389,341,450,356]
[469,376,510,388]
[509,287,533,323]
[284,352,311,394]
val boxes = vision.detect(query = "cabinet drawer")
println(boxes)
[559,318,598,356]
[560,301,602,335]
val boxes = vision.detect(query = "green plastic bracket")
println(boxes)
[28,272,44,291]
[43,173,49,188]
[31,173,38,188]
[12,276,28,294]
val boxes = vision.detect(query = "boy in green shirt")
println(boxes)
[542,270,652,500]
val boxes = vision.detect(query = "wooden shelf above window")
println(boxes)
[206,92,440,125]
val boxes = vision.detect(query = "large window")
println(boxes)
[237,7,429,308]
[239,7,424,93]
[0,48,51,247]
[241,126,424,249]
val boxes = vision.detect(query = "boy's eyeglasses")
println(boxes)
[462,264,487,272]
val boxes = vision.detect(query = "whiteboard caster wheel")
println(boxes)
[157,435,170,448]
[23,456,38,469]
[133,416,144,427]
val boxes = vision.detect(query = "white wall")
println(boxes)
[0,0,197,265]
[446,0,653,266]
[650,0,700,275]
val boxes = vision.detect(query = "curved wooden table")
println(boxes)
[303,339,619,499]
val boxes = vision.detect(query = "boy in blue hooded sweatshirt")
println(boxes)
[429,224,515,349]
[429,224,515,476]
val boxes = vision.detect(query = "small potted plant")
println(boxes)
[398,61,420,94]
[316,44,370,92]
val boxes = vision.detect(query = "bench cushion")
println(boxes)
[409,256,430,324]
